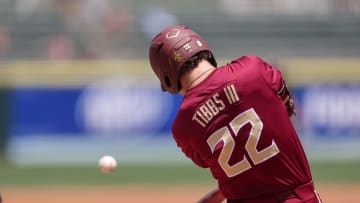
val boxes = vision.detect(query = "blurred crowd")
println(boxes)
[0,0,138,60]
[0,0,358,61]
[219,0,360,16]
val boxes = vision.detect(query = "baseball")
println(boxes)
[98,155,117,174]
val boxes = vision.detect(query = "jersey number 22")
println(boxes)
[207,108,280,178]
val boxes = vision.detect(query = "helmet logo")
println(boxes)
[166,28,180,39]
[173,52,183,63]
[183,43,192,52]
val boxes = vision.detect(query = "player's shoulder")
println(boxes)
[225,55,267,74]
[232,55,266,64]
[229,55,270,74]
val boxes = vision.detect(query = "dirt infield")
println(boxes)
[2,183,359,203]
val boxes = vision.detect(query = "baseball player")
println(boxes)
[149,25,322,203]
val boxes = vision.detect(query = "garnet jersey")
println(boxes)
[172,55,313,200]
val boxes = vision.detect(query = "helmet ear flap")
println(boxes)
[160,84,166,92]
[164,76,172,88]
[163,75,180,93]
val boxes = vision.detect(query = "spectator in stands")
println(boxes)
[0,27,11,60]
[43,34,74,60]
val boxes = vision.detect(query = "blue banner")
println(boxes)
[9,83,183,137]
[292,85,360,139]
[9,83,360,139]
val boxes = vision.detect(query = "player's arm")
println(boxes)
[255,56,295,116]
[172,127,209,168]
[276,79,295,116]
[176,140,209,168]
[197,188,225,203]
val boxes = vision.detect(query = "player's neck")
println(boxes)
[180,60,215,95]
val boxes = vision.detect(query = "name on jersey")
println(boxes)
[192,84,240,127]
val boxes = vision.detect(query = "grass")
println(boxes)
[0,161,359,186]
[310,160,360,183]
[0,163,214,186]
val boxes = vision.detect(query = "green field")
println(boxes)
[1,161,359,186]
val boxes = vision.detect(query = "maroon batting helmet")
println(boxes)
[149,25,216,94]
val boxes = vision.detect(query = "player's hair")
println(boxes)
[178,51,213,80]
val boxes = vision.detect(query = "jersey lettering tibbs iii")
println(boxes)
[172,55,313,200]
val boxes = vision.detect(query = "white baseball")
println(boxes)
[98,155,117,174]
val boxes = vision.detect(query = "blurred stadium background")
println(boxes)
[0,0,360,202]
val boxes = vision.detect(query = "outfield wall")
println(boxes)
[1,59,360,165]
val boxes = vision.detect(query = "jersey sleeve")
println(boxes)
[253,56,296,115]
[254,56,285,93]
[172,125,209,168]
